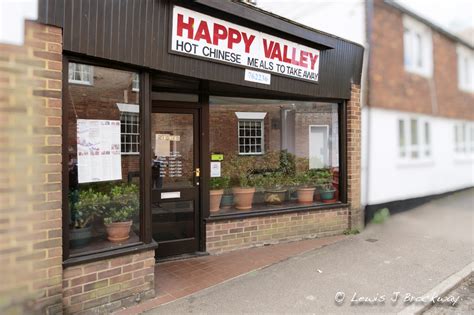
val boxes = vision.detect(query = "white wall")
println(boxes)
[257,0,366,45]
[363,107,474,205]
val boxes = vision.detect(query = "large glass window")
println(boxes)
[209,97,340,216]
[66,63,141,257]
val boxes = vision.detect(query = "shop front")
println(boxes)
[38,0,363,312]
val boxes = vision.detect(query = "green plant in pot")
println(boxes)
[313,169,336,202]
[227,156,257,210]
[103,184,139,242]
[70,189,109,247]
[209,176,230,213]
[294,171,316,204]
[262,172,288,205]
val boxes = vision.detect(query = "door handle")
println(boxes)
[194,168,200,177]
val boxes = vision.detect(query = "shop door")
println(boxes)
[151,105,200,258]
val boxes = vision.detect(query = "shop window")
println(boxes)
[403,16,432,77]
[68,62,93,85]
[65,63,142,259]
[398,118,431,160]
[209,97,340,216]
[236,112,266,155]
[132,73,140,92]
[456,44,474,93]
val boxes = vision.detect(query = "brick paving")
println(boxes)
[114,235,345,314]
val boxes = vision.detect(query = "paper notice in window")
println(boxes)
[155,134,171,157]
[77,119,122,183]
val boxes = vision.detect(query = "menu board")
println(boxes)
[156,153,183,178]
[77,119,122,183]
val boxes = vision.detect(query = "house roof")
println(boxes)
[385,0,474,50]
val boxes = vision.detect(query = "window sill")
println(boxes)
[404,67,432,79]
[396,159,434,168]
[68,80,93,86]
[63,240,158,268]
[121,152,140,156]
[206,202,348,222]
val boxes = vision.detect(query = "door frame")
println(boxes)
[308,124,329,168]
[150,98,209,257]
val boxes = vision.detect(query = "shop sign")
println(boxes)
[171,6,320,82]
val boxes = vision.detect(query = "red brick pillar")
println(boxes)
[347,84,363,230]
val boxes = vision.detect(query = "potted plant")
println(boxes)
[313,169,336,203]
[209,177,230,213]
[70,189,109,247]
[103,184,139,242]
[262,172,288,205]
[294,171,316,204]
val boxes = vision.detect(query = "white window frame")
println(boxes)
[132,73,140,92]
[235,112,266,156]
[456,44,474,93]
[117,103,140,155]
[454,121,474,157]
[68,63,94,85]
[398,117,432,161]
[403,15,433,77]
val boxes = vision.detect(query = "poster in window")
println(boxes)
[77,119,122,183]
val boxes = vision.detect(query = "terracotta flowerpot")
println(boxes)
[297,187,316,204]
[232,187,256,210]
[210,189,224,213]
[105,220,132,242]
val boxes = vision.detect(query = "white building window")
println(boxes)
[454,122,474,154]
[68,63,93,85]
[456,45,474,93]
[132,73,140,92]
[235,112,266,155]
[398,118,431,160]
[403,16,433,77]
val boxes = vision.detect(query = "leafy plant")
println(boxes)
[103,184,139,224]
[261,172,288,190]
[343,228,360,235]
[372,208,390,224]
[72,189,109,229]
[210,177,230,190]
[294,171,315,188]
[278,150,296,176]
[310,168,334,191]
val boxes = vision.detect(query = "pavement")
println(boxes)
[145,188,474,314]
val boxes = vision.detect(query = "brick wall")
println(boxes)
[62,250,155,314]
[0,21,63,314]
[206,208,348,254]
[369,0,474,120]
[347,84,363,229]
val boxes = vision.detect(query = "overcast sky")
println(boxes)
[258,0,473,34]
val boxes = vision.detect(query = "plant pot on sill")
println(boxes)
[210,189,224,213]
[70,226,92,248]
[105,220,132,242]
[297,187,316,204]
[232,187,256,210]
[221,193,234,209]
[264,189,287,205]
[320,189,336,202]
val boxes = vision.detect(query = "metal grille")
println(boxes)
[238,120,263,155]
[120,112,140,154]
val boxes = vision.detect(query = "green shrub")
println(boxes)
[210,177,230,190]
[372,208,390,224]
[103,184,139,224]
[72,189,109,229]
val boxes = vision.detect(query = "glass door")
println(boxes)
[151,105,200,258]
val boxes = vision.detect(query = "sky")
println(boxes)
[258,0,474,33]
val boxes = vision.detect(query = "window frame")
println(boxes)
[454,121,474,157]
[118,105,140,155]
[398,117,432,161]
[132,73,140,92]
[62,56,154,266]
[402,15,433,78]
[456,44,474,93]
[237,118,265,156]
[68,62,94,85]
